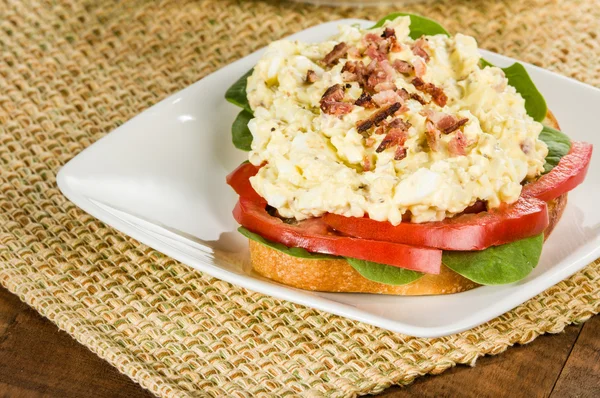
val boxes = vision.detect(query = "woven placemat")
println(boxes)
[1,0,599,396]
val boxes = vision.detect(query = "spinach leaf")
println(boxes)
[346,258,424,286]
[225,68,253,113]
[370,13,449,39]
[539,124,571,174]
[442,234,544,285]
[238,227,337,259]
[232,110,254,151]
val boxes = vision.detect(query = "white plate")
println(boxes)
[57,19,600,338]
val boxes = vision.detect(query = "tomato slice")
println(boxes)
[226,162,264,203]
[522,141,593,202]
[233,198,442,274]
[323,195,549,251]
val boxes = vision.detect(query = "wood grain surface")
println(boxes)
[0,286,598,398]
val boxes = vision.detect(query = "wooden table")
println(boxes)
[1,286,598,398]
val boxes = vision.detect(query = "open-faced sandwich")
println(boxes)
[225,13,593,295]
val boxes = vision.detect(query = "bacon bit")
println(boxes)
[376,127,408,153]
[412,37,430,62]
[442,117,468,134]
[387,118,411,130]
[422,109,468,133]
[356,102,402,133]
[354,92,376,108]
[394,146,407,160]
[366,60,396,92]
[410,92,428,105]
[392,59,414,74]
[372,90,402,106]
[425,120,441,151]
[366,44,387,62]
[362,156,372,171]
[381,27,395,38]
[374,126,385,135]
[412,77,447,107]
[342,60,369,87]
[322,42,348,66]
[389,36,402,52]
[448,130,467,156]
[374,81,397,92]
[320,84,353,115]
[521,139,533,154]
[305,69,317,83]
[365,137,376,147]
[413,57,427,77]
[365,32,384,43]
[396,88,410,101]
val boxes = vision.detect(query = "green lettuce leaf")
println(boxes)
[539,124,571,174]
[370,12,449,39]
[238,227,337,259]
[442,234,544,285]
[480,60,547,122]
[225,68,253,113]
[232,110,254,151]
[345,258,424,286]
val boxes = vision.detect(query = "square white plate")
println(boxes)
[57,19,600,338]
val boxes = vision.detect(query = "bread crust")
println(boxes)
[247,112,568,295]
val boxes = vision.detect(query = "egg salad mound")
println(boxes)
[245,16,548,225]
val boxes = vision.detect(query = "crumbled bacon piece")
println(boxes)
[410,92,428,105]
[305,69,317,83]
[396,88,410,101]
[412,77,447,107]
[448,130,467,156]
[354,92,376,108]
[381,28,402,52]
[366,44,387,62]
[421,109,468,133]
[392,59,414,74]
[394,146,407,160]
[372,90,402,106]
[389,36,402,52]
[387,118,411,131]
[362,155,372,171]
[412,37,430,62]
[322,42,348,66]
[342,61,369,87]
[320,84,353,115]
[376,121,409,154]
[374,126,385,135]
[374,81,397,92]
[413,57,427,77]
[520,139,533,154]
[356,102,402,133]
[366,60,396,92]
[381,27,395,39]
[425,120,441,151]
[365,137,376,147]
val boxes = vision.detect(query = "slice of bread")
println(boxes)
[246,112,567,295]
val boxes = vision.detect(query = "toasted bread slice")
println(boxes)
[247,112,567,295]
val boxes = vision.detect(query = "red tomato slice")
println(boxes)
[522,141,593,202]
[233,198,442,274]
[226,162,264,203]
[323,195,549,251]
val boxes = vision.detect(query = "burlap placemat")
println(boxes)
[1,0,599,396]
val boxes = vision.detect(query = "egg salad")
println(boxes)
[245,16,548,225]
